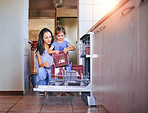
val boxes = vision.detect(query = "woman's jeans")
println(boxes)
[32,67,49,87]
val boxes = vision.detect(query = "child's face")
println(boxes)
[43,31,52,45]
[56,32,64,41]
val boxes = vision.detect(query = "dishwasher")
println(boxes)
[33,33,96,106]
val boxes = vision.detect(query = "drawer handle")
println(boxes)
[122,6,135,15]
[94,26,106,34]
[100,26,106,30]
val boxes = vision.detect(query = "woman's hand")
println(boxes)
[43,62,50,68]
[55,50,60,54]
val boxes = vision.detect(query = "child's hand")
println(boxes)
[63,48,69,53]
[44,62,50,68]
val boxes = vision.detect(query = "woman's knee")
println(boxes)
[38,67,48,80]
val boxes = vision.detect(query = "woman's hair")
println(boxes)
[36,28,54,55]
[55,25,66,35]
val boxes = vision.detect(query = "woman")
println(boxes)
[34,28,54,91]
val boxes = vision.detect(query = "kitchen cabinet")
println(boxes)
[56,8,77,17]
[89,0,148,112]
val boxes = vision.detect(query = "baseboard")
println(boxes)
[0,91,24,95]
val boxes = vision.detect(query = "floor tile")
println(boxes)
[41,111,73,113]
[73,107,100,113]
[74,109,100,113]
[9,103,42,112]
[97,105,110,113]
[7,111,40,113]
[45,96,70,103]
[18,96,45,104]
[72,102,90,111]
[0,90,100,113]
[70,96,85,103]
[0,96,22,103]
[41,102,72,112]
[0,103,14,112]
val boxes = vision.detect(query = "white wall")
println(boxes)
[78,0,120,37]
[78,0,120,64]
[0,0,28,91]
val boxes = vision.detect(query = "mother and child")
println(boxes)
[33,25,75,96]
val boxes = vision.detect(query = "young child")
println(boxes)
[49,25,75,97]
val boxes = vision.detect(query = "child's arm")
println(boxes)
[48,45,59,54]
[36,51,50,68]
[63,43,76,53]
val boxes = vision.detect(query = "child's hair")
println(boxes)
[55,25,66,35]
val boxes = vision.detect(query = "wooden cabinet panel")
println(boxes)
[139,2,148,113]
[91,0,145,112]
[56,8,77,17]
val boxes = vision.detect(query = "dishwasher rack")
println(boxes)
[33,70,90,92]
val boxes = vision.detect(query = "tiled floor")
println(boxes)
[0,90,101,113]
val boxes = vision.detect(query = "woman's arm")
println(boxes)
[63,43,76,53]
[48,45,59,54]
[36,51,50,68]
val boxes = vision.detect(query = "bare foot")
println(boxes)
[57,92,62,97]
[65,92,70,96]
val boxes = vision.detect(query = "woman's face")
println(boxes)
[43,31,52,45]
[56,32,64,41]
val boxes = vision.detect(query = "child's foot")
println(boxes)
[65,92,70,96]
[57,92,62,97]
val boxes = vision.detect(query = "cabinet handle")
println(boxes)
[94,26,106,34]
[122,6,135,15]
[100,26,106,30]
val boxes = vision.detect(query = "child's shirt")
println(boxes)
[52,40,70,51]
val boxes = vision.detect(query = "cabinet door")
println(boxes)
[92,0,140,112]
[139,2,148,113]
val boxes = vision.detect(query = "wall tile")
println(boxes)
[79,21,93,37]
[79,0,92,5]
[93,0,120,5]
[93,4,116,21]
[79,5,92,21]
